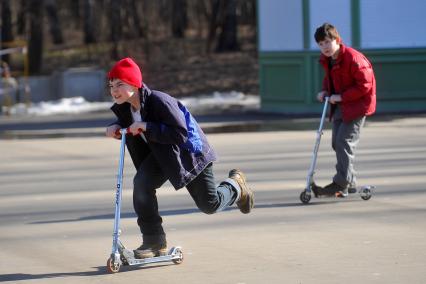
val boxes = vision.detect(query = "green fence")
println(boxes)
[259,48,426,114]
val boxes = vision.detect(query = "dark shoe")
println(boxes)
[134,235,167,259]
[229,169,254,214]
[348,183,357,194]
[310,182,322,198]
[323,181,348,197]
[311,182,335,197]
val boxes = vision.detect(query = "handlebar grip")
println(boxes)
[115,128,142,136]
[114,128,129,136]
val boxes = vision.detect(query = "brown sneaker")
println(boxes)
[134,235,167,259]
[229,169,254,214]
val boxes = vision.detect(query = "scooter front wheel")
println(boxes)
[172,248,184,264]
[107,257,121,273]
[300,191,311,204]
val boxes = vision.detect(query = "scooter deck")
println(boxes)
[122,246,183,266]
[300,185,375,204]
[107,246,183,273]
[315,190,357,198]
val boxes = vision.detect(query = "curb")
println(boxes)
[1,113,426,140]
[0,120,321,139]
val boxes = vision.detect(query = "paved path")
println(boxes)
[0,118,425,283]
[2,110,425,139]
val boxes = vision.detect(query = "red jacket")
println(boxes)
[320,44,376,122]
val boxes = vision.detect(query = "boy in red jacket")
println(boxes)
[313,23,376,197]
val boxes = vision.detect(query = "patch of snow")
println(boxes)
[180,91,259,114]
[7,91,259,117]
[9,97,112,116]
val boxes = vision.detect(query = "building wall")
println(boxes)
[258,0,426,114]
[17,68,107,103]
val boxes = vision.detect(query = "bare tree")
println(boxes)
[141,0,151,60]
[128,0,144,38]
[171,0,187,38]
[69,0,81,28]
[1,0,14,63]
[216,0,239,52]
[205,0,239,53]
[239,0,256,25]
[119,0,144,40]
[109,0,122,59]
[194,0,208,38]
[45,0,64,44]
[28,0,44,74]
[17,0,27,35]
[206,0,223,53]
[83,0,97,43]
[3,0,254,74]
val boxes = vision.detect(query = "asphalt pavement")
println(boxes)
[1,108,426,138]
[0,112,426,283]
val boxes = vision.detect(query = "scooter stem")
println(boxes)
[111,128,127,257]
[305,97,329,191]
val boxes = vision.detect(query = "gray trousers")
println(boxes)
[332,114,366,188]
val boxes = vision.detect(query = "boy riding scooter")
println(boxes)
[105,57,254,260]
[311,23,376,198]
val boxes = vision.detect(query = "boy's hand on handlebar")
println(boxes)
[128,122,146,136]
[329,94,342,104]
[106,124,121,139]
[317,91,328,102]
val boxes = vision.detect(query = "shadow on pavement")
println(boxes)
[0,263,174,282]
[29,201,331,225]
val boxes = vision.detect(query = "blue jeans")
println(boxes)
[133,154,237,236]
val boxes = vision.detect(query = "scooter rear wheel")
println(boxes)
[300,191,311,204]
[360,188,372,201]
[107,257,121,273]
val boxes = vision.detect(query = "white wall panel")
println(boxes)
[259,0,303,51]
[309,0,352,49]
[360,0,426,48]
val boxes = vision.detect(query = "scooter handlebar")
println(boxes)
[114,128,143,136]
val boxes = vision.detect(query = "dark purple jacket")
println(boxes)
[110,85,217,189]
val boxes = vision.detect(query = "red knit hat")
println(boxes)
[108,57,142,88]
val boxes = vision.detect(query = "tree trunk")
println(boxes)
[17,0,27,35]
[215,0,239,52]
[171,0,187,38]
[83,0,97,43]
[109,0,122,59]
[45,0,64,44]
[195,0,207,38]
[69,0,81,28]
[129,0,144,38]
[141,0,150,61]
[206,0,223,53]
[239,0,256,25]
[28,0,44,74]
[1,0,14,63]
